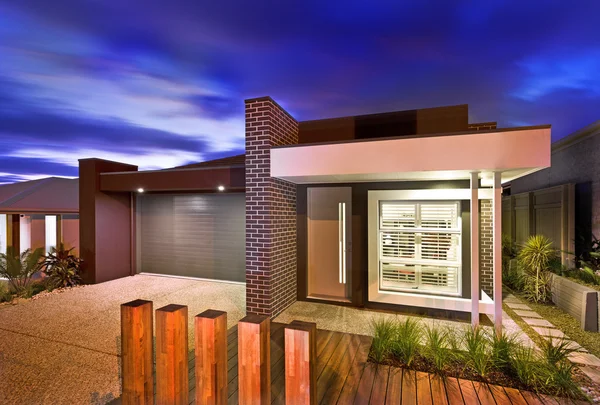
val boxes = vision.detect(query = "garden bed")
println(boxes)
[367,317,589,402]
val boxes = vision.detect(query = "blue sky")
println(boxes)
[0,1,599,184]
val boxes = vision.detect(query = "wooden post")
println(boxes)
[121,299,154,405]
[285,321,317,405]
[238,314,270,404]
[156,304,189,405]
[195,310,228,405]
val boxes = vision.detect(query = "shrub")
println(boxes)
[510,346,539,387]
[539,338,576,365]
[0,247,44,294]
[542,361,580,398]
[423,325,451,372]
[370,318,396,363]
[391,318,422,367]
[518,235,556,303]
[42,243,82,288]
[490,330,518,372]
[463,326,492,378]
[0,282,13,303]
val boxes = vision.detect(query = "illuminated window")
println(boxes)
[45,215,57,253]
[379,201,461,296]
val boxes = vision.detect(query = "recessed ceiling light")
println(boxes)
[217,185,225,192]
[137,188,144,193]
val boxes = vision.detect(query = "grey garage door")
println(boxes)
[138,193,245,282]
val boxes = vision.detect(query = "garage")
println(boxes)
[137,192,246,282]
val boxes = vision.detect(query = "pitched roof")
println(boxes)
[165,154,245,170]
[0,177,78,213]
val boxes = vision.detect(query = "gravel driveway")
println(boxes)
[0,274,245,405]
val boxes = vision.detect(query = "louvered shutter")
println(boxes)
[379,201,461,295]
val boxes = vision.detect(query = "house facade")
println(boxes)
[78,96,551,331]
[0,177,79,256]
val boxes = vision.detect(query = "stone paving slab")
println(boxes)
[523,318,554,327]
[568,352,600,367]
[506,302,532,310]
[579,365,600,382]
[513,310,542,318]
[533,327,568,339]
[545,337,587,352]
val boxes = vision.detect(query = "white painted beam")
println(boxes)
[471,172,479,328]
[493,172,503,334]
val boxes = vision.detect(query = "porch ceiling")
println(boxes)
[271,126,550,184]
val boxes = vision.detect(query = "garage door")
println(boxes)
[138,193,245,282]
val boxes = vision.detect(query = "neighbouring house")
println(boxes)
[505,120,600,265]
[78,97,551,330]
[0,177,79,255]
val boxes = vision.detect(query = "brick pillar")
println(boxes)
[480,200,494,297]
[245,96,299,317]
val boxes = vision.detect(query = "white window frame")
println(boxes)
[378,200,462,297]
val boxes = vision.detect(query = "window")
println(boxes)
[45,215,57,253]
[379,201,461,296]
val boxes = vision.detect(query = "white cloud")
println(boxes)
[8,148,203,171]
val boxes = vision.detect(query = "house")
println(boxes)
[0,177,79,255]
[504,120,600,264]
[78,97,551,331]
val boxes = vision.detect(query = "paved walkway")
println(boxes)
[505,294,600,367]
[505,293,600,400]
[0,275,246,405]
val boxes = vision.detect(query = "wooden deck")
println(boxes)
[185,322,582,405]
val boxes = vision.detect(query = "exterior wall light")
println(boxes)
[217,185,225,192]
[137,188,144,193]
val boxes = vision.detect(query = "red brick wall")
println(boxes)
[480,200,493,297]
[245,97,299,317]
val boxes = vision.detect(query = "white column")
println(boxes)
[470,172,479,328]
[493,172,503,333]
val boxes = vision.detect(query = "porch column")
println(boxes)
[493,172,503,333]
[470,172,479,328]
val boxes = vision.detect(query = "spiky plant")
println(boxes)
[0,246,44,294]
[423,325,451,372]
[42,243,82,288]
[391,318,422,367]
[463,326,492,378]
[370,318,397,363]
[518,235,556,303]
[490,329,518,372]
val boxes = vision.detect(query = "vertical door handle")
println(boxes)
[338,202,347,284]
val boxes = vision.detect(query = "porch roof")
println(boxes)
[270,126,551,184]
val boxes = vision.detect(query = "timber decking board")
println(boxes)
[174,322,579,405]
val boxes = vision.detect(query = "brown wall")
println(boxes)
[30,215,45,251]
[79,158,137,284]
[298,104,468,144]
[62,215,80,256]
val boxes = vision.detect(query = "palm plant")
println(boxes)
[42,243,82,288]
[518,235,556,303]
[0,246,44,294]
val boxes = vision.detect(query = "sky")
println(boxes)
[0,1,599,184]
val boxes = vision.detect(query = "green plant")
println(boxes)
[510,346,539,387]
[423,325,451,372]
[539,338,576,365]
[42,243,83,288]
[541,361,580,398]
[518,235,556,303]
[490,330,518,372]
[463,326,492,378]
[370,318,396,363]
[0,282,13,303]
[391,318,422,367]
[0,247,44,294]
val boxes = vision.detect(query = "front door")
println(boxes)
[307,187,352,302]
